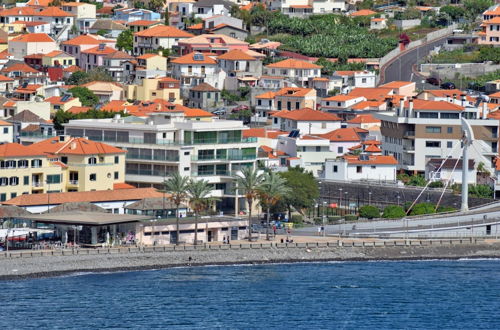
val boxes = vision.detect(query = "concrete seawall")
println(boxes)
[1,240,499,280]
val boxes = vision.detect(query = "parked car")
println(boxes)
[426,77,441,86]
[440,82,456,89]
[231,105,249,113]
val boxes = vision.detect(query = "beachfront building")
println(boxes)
[63,112,259,211]
[376,100,499,174]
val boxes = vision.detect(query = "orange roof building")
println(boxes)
[351,9,377,17]
[265,58,322,88]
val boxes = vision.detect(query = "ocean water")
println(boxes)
[0,260,499,329]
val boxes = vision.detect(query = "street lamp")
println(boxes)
[322,201,327,237]
[344,191,349,214]
[339,188,343,212]
[397,194,401,206]
[368,191,372,205]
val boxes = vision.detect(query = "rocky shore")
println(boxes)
[1,242,500,280]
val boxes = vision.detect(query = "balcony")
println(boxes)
[126,169,169,177]
[403,131,415,138]
[68,162,114,167]
[68,180,78,185]
[126,154,179,162]
[191,154,257,162]
[403,145,415,152]
[32,182,43,188]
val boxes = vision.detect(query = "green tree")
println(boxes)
[234,166,264,241]
[464,0,494,19]
[258,171,291,240]
[382,205,406,219]
[359,205,380,219]
[469,184,493,198]
[148,0,165,11]
[69,87,99,107]
[278,166,319,220]
[116,29,133,53]
[186,179,216,245]
[96,29,108,36]
[440,5,466,21]
[66,71,89,85]
[164,10,169,26]
[409,202,436,216]
[87,68,113,82]
[163,172,189,245]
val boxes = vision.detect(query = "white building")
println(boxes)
[321,95,366,112]
[322,155,398,182]
[264,58,322,88]
[425,158,476,185]
[8,33,57,60]
[63,112,259,212]
[332,70,377,92]
[171,52,225,93]
[0,120,13,143]
[271,107,342,135]
[133,24,194,55]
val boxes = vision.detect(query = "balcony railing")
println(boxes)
[32,182,43,187]
[68,162,114,167]
[68,180,78,185]
[404,131,415,137]
[126,154,179,162]
[126,169,172,177]
[86,136,257,146]
[191,154,257,161]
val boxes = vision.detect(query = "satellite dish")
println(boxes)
[461,117,474,146]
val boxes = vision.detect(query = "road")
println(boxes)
[380,35,450,89]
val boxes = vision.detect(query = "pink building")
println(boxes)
[80,45,117,71]
[478,6,500,45]
[176,34,249,55]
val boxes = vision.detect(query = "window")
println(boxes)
[447,127,453,134]
[31,159,42,168]
[371,166,376,169]
[89,173,97,181]
[426,141,441,148]
[10,193,16,199]
[88,157,97,165]
[333,165,338,173]
[338,146,343,154]
[114,156,119,164]
[5,160,15,169]
[0,177,7,186]
[257,100,262,106]
[18,160,28,168]
[425,126,441,133]
[183,167,189,171]
[362,78,367,83]
[229,32,236,38]
[9,176,18,186]
[420,112,438,118]
[61,156,68,164]
[316,146,321,152]
[0,194,5,202]
[3,127,7,133]
[184,151,190,155]
[356,166,362,173]
[114,171,119,180]
[447,141,453,148]
[23,176,29,185]
[295,102,300,109]
[47,174,61,184]
[441,113,459,119]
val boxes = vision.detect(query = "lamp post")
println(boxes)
[397,194,401,206]
[344,191,349,214]
[339,188,343,215]
[368,191,372,205]
[322,201,327,237]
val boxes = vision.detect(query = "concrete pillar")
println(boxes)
[91,227,98,245]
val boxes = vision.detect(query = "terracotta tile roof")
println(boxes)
[344,155,397,165]
[159,77,179,83]
[183,107,214,117]
[127,20,161,26]
[179,34,247,45]
[348,87,393,101]
[10,33,54,43]
[134,25,194,38]
[21,124,41,132]
[187,23,203,30]
[485,17,500,24]
[256,91,276,99]
[62,35,107,46]
[0,120,12,125]
[64,65,82,73]
[217,49,256,61]
[243,128,287,139]
[96,6,114,14]
[81,45,116,55]
[0,7,37,17]
[101,100,127,112]
[275,87,315,98]
[15,84,43,93]
[273,108,340,121]
[114,182,136,190]
[190,82,219,92]
[365,144,382,152]
[8,110,45,123]
[320,127,367,142]
[266,58,321,69]
[44,50,65,57]
[45,96,76,105]
[424,89,465,97]
[351,101,385,110]
[371,18,386,22]
[171,52,217,65]
[37,7,74,17]
[323,94,362,102]
[347,114,381,124]
[67,106,91,114]
[405,99,464,111]
[105,50,134,59]
[0,74,14,82]
[335,70,365,76]
[362,140,381,145]
[2,188,163,206]
[0,143,45,158]
[62,2,86,6]
[32,136,126,155]
[380,81,414,88]
[3,101,16,107]
[351,9,377,16]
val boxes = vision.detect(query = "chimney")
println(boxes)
[482,102,489,119]
[453,94,457,103]
[408,99,414,118]
[398,98,404,116]
[70,142,76,150]
[461,94,466,107]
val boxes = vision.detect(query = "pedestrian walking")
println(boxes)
[317,226,321,236]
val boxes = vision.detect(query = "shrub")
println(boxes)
[407,175,427,187]
[327,216,342,223]
[344,215,358,221]
[469,184,493,199]
[429,181,444,188]
[359,205,380,219]
[436,205,456,213]
[409,202,436,216]
[291,214,303,223]
[382,205,406,219]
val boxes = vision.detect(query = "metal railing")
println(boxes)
[68,180,78,185]
[191,154,257,161]
[126,154,179,162]
[32,182,43,187]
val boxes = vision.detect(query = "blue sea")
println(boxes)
[0,260,499,329]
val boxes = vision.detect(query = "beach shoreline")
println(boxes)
[1,242,500,280]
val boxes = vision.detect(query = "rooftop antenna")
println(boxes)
[461,117,474,212]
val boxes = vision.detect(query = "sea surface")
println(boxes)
[0,259,499,329]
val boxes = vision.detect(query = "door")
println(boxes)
[486,225,492,235]
[207,230,213,242]
[170,231,178,244]
[231,227,238,240]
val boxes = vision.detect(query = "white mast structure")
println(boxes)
[461,117,474,213]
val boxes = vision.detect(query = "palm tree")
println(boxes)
[186,179,216,245]
[163,172,189,245]
[258,172,291,240]
[234,166,264,241]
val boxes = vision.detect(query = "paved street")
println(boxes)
[380,35,450,89]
